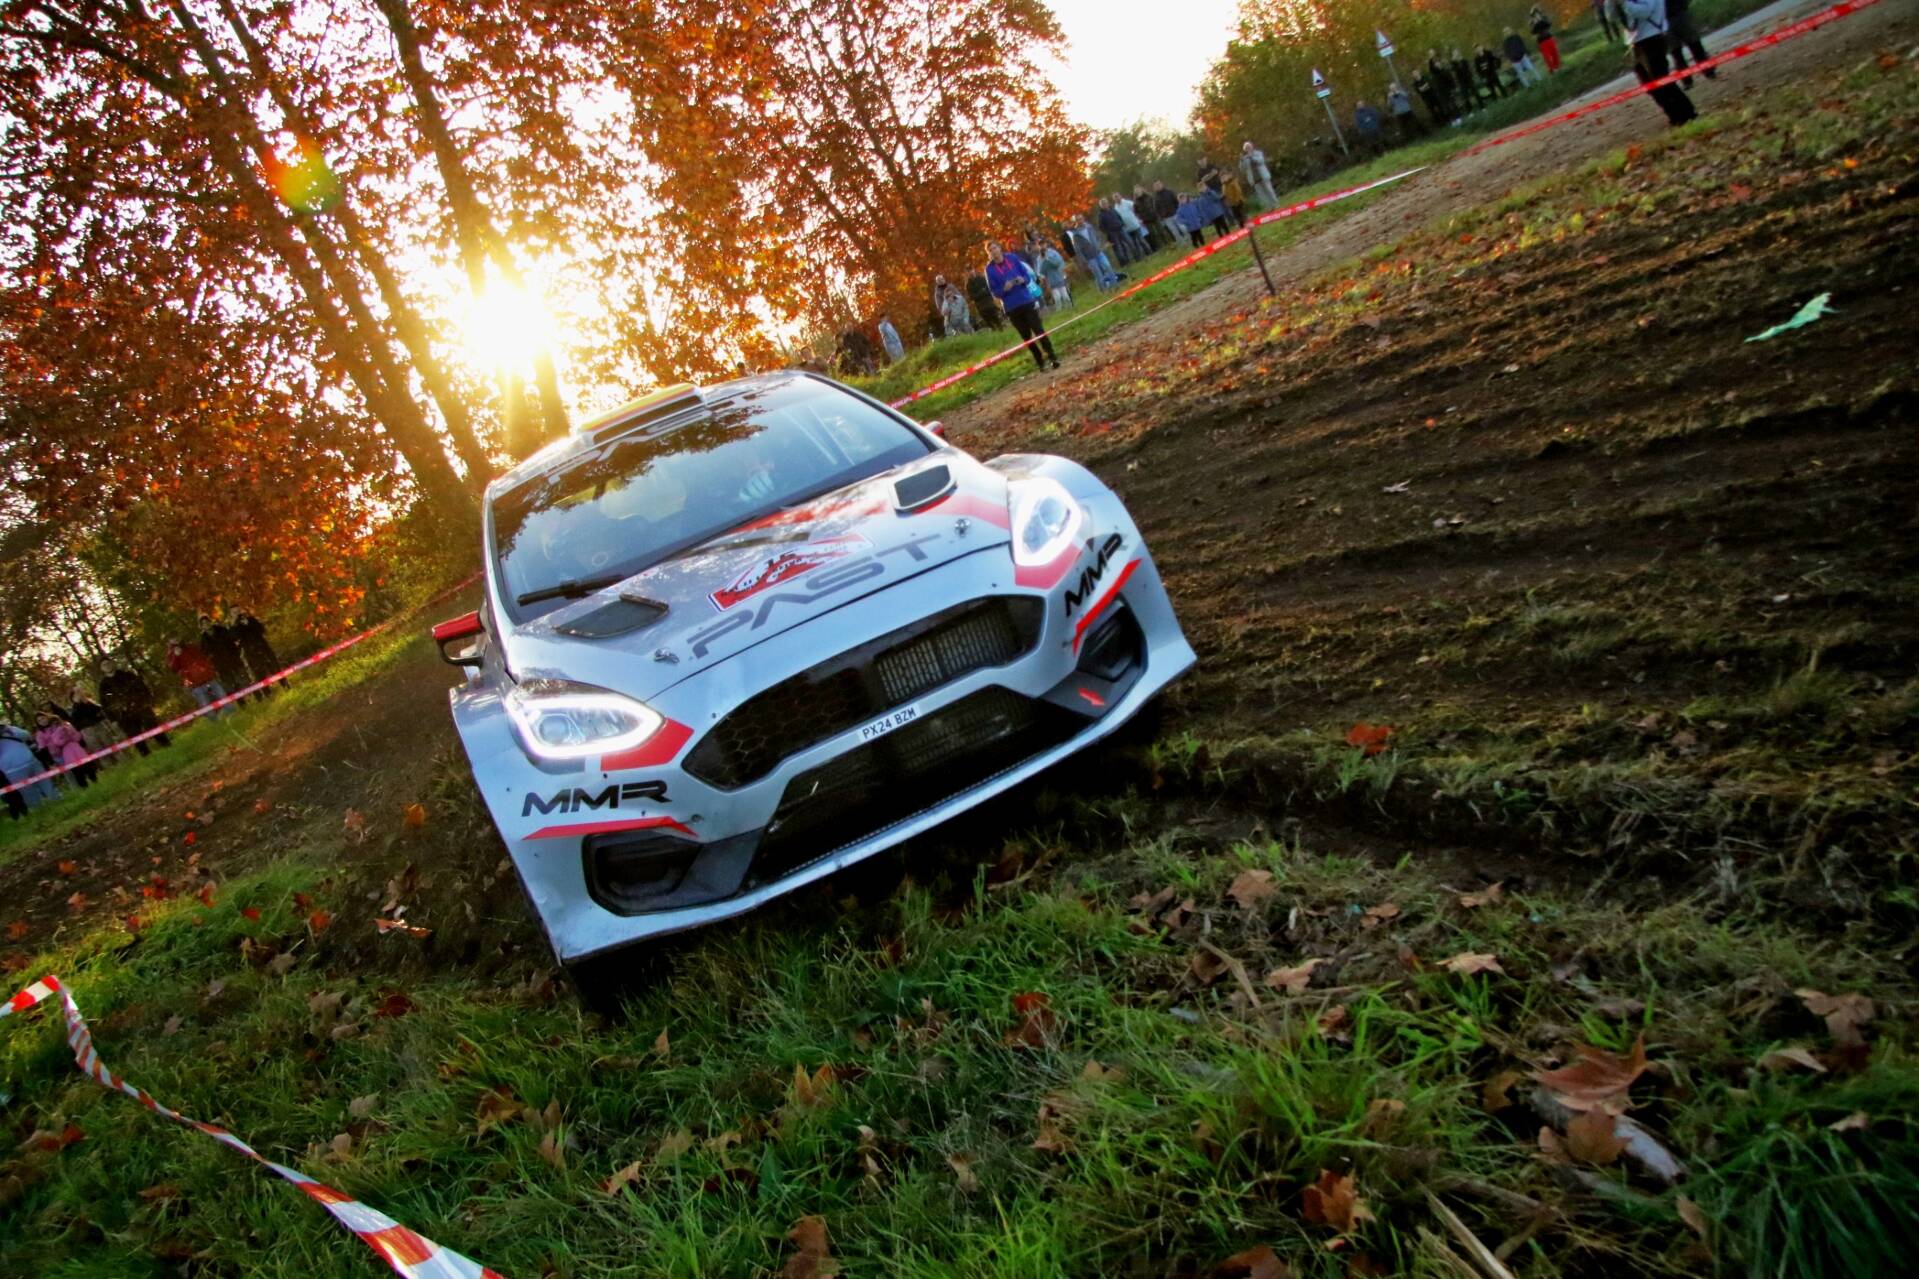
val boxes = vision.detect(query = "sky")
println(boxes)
[1042,0,1244,134]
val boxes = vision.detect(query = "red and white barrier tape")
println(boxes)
[1,573,482,799]
[889,0,1881,411]
[888,167,1425,408]
[3,974,505,1278]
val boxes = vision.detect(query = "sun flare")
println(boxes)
[459,279,558,372]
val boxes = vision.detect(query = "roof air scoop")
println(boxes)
[893,463,955,512]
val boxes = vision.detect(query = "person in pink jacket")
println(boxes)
[33,712,97,790]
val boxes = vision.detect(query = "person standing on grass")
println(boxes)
[1037,241,1072,311]
[1503,29,1543,85]
[984,240,1059,371]
[97,658,170,754]
[1113,192,1152,260]
[1475,45,1512,99]
[166,638,228,714]
[1665,0,1718,89]
[876,314,905,364]
[1220,169,1250,228]
[1152,181,1181,248]
[1426,50,1460,121]
[965,270,1003,329]
[1,722,57,816]
[231,610,283,696]
[1068,216,1121,290]
[1610,0,1698,126]
[1387,81,1424,140]
[33,712,95,790]
[1239,142,1279,209]
[1412,69,1444,124]
[198,613,248,699]
[1094,197,1132,266]
[1530,7,1562,72]
[938,280,974,336]
[62,685,120,758]
[1450,49,1483,110]
[1594,0,1622,43]
[1353,99,1385,154]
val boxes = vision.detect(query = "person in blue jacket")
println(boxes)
[984,240,1059,371]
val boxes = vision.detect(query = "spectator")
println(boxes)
[1151,181,1181,249]
[1195,156,1226,203]
[62,685,121,758]
[1387,81,1424,140]
[166,638,229,714]
[1475,45,1512,99]
[231,609,283,699]
[1067,216,1121,290]
[1503,29,1543,85]
[1530,6,1561,72]
[198,613,249,698]
[876,314,905,364]
[838,326,876,374]
[1353,99,1384,154]
[1450,49,1483,110]
[1426,50,1460,121]
[1094,197,1133,266]
[1239,142,1279,209]
[1594,0,1622,42]
[965,270,1003,329]
[1666,0,1718,88]
[1,722,57,817]
[1610,0,1698,126]
[983,240,1059,371]
[1112,192,1152,260]
[1037,241,1072,310]
[1412,70,1444,123]
[937,280,973,336]
[33,712,94,789]
[97,658,170,754]
[1220,169,1250,227]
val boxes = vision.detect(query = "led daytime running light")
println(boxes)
[505,680,664,760]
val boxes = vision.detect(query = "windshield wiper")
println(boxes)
[515,573,627,607]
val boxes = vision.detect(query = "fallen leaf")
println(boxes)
[342,809,366,842]
[181,831,196,847]
[66,892,88,912]
[1362,1098,1406,1137]
[267,951,297,976]
[240,907,262,921]
[56,861,76,876]
[1317,1004,1350,1038]
[197,883,216,908]
[947,1152,980,1193]
[1212,1243,1289,1278]
[1677,1195,1711,1241]
[1828,1111,1869,1132]
[653,1028,670,1059]
[137,1183,183,1200]
[1263,958,1323,993]
[402,803,427,829]
[1345,722,1393,757]
[1300,1168,1373,1234]
[1227,868,1278,907]
[374,990,414,1018]
[1005,992,1058,1048]
[308,909,332,933]
[1482,1069,1526,1112]
[790,1061,836,1108]
[254,799,272,815]
[538,1126,566,1170]
[1564,1109,1630,1166]
[1756,1045,1827,1074]
[782,1215,837,1279]
[1189,948,1230,986]
[655,1129,695,1161]
[348,1094,379,1120]
[1359,902,1400,930]
[1080,1060,1126,1084]
[602,1160,644,1195]
[1439,952,1505,976]
[474,1089,525,1136]
[162,1014,183,1036]
[1457,882,1503,909]
[5,921,27,940]
[1533,1035,1649,1113]
[1796,989,1875,1046]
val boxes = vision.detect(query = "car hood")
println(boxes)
[500,452,1011,699]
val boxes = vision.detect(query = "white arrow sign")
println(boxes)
[1311,68,1331,98]
[1376,30,1395,57]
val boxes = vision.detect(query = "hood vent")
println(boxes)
[893,463,955,512]
[554,594,669,639]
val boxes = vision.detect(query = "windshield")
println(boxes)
[491,378,929,621]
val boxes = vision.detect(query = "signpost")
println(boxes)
[1311,69,1349,156]
[1376,29,1404,91]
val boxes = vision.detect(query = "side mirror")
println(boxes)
[432,611,485,669]
[926,420,947,439]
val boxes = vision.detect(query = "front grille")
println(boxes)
[749,686,1076,884]
[685,597,1041,789]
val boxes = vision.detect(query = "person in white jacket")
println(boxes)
[1609,0,1698,126]
[1239,142,1280,209]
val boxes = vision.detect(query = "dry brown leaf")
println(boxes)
[1439,952,1505,976]
[1227,868,1278,908]
[947,1152,980,1193]
[1317,1004,1350,1038]
[1677,1195,1711,1241]
[538,1126,566,1170]
[401,803,427,829]
[601,1160,644,1195]
[162,1013,184,1036]
[1300,1168,1374,1234]
[1564,1109,1630,1166]
[653,1027,671,1058]
[474,1089,525,1136]
[342,808,366,842]
[136,1183,183,1200]
[347,1094,379,1120]
[1212,1242,1290,1278]
[1796,989,1875,1045]
[1457,882,1504,909]
[790,1062,836,1108]
[1482,1069,1526,1112]
[655,1129,695,1162]
[1828,1111,1869,1132]
[1080,1060,1126,1084]
[1189,948,1230,986]
[781,1214,838,1279]
[1005,992,1058,1047]
[1359,902,1400,930]
[1533,1035,1648,1113]
[1362,1098,1406,1137]
[1757,1046,1827,1074]
[1536,1125,1568,1164]
[1263,958,1324,994]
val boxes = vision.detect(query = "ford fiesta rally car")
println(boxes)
[435,372,1194,981]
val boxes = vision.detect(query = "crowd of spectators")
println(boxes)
[1,610,284,819]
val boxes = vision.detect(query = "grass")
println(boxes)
[4,755,1912,1277]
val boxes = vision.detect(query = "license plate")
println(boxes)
[859,704,919,742]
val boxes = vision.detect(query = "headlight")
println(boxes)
[505,679,664,760]
[1008,476,1083,567]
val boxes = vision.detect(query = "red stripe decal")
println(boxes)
[1072,559,1140,654]
[1015,537,1082,590]
[598,718,694,771]
[525,815,696,841]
